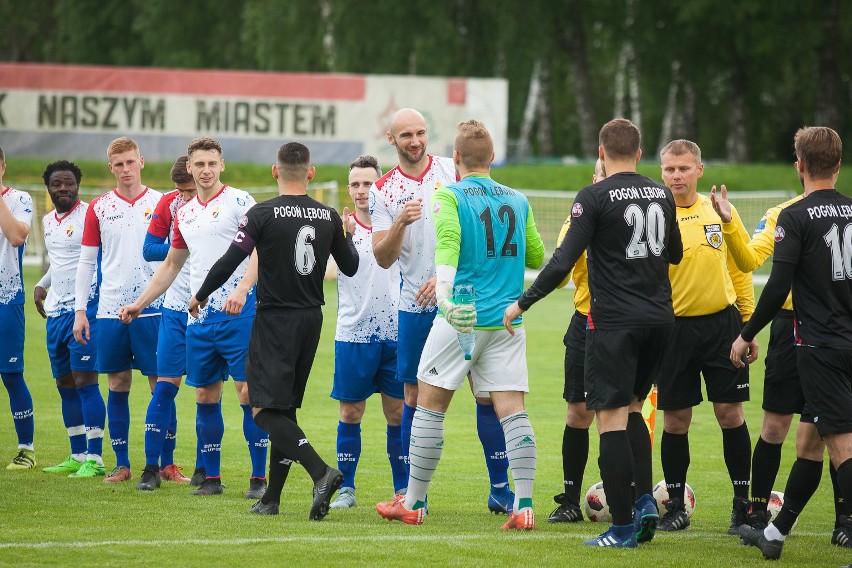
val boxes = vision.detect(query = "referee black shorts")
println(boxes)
[797,346,852,437]
[762,310,804,415]
[584,325,672,410]
[563,311,587,403]
[246,307,323,410]
[657,305,749,411]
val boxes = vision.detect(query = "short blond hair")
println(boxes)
[107,137,139,158]
[660,139,702,163]
[455,119,493,170]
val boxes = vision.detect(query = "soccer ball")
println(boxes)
[653,480,696,518]
[584,481,611,522]
[767,490,798,532]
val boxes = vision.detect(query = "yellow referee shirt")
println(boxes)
[556,218,591,316]
[670,194,754,319]
[721,194,803,311]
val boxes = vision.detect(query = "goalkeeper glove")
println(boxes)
[436,280,477,333]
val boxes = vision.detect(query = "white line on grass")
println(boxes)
[0,529,827,550]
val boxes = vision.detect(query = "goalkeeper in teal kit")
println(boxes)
[376,119,545,529]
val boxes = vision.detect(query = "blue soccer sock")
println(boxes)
[476,402,510,488]
[336,421,361,489]
[197,402,224,478]
[401,403,415,476]
[387,424,406,493]
[77,383,105,458]
[57,386,86,455]
[161,396,178,468]
[2,373,34,447]
[143,381,178,467]
[241,403,268,479]
[107,390,131,468]
[195,412,204,470]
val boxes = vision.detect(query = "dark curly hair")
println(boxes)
[42,160,83,187]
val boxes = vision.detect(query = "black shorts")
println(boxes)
[763,310,805,415]
[246,307,323,410]
[563,311,587,403]
[657,305,749,410]
[584,325,672,410]
[797,346,852,436]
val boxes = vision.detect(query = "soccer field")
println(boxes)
[0,269,846,567]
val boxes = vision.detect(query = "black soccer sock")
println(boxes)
[722,422,752,499]
[599,430,634,525]
[562,425,589,506]
[750,436,783,513]
[254,408,328,481]
[261,442,292,505]
[774,457,822,535]
[626,411,653,498]
[830,461,849,525]
[660,430,689,503]
[837,459,852,523]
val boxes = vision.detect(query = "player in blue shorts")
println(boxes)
[0,147,36,470]
[120,137,266,498]
[329,156,406,509]
[132,156,200,489]
[35,160,108,477]
[73,137,164,482]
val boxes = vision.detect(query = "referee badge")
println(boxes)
[774,226,785,242]
[572,203,583,217]
[704,224,722,249]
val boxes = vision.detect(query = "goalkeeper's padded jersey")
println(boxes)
[433,174,544,329]
[669,194,754,319]
[556,218,590,316]
[722,194,803,312]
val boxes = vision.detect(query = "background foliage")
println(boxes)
[1,0,849,162]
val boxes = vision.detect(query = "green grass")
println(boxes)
[0,270,846,567]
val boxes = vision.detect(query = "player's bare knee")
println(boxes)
[339,400,366,423]
[663,408,691,434]
[760,411,793,443]
[713,402,744,429]
[822,432,852,465]
[566,402,594,428]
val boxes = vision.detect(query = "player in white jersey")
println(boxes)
[329,155,405,509]
[119,137,266,498]
[73,137,163,482]
[35,161,107,478]
[370,108,513,513]
[0,147,36,470]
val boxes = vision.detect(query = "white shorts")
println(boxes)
[417,317,529,397]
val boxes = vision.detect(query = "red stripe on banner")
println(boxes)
[0,63,366,100]
[447,79,466,105]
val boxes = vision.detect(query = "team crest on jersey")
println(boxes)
[239,215,248,228]
[211,207,221,220]
[65,225,75,238]
[143,208,153,222]
[433,182,443,192]
[774,226,785,242]
[572,203,583,217]
[704,224,722,249]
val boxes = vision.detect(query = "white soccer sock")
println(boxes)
[765,523,786,542]
[500,411,536,511]
[72,453,87,463]
[88,454,103,466]
[404,406,445,510]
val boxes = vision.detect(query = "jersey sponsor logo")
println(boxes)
[428,366,438,376]
[572,203,583,217]
[704,224,722,249]
[753,218,767,235]
[774,226,785,242]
